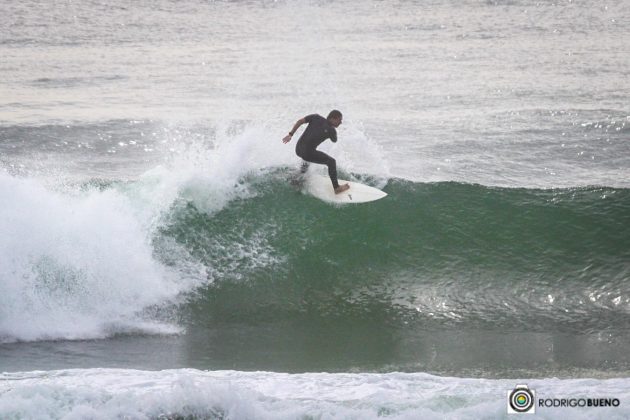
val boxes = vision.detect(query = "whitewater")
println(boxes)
[1,0,630,418]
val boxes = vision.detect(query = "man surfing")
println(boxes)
[282,110,350,194]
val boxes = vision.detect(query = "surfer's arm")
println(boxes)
[282,118,307,143]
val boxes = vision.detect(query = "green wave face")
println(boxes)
[160,174,630,336]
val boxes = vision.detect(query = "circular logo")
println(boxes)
[509,387,534,413]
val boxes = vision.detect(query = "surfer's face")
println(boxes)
[329,116,342,128]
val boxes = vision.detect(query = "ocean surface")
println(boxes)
[1,0,629,418]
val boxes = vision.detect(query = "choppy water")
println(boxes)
[1,0,629,418]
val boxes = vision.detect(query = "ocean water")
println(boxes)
[1,0,629,418]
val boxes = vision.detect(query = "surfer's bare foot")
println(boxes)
[334,184,350,194]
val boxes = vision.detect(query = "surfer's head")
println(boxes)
[327,110,343,128]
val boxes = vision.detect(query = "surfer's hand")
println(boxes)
[282,134,292,144]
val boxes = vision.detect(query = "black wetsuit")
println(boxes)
[295,114,339,189]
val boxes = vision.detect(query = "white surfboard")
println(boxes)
[304,175,387,204]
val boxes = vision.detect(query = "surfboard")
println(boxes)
[303,175,387,204]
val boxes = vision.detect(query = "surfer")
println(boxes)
[283,110,350,194]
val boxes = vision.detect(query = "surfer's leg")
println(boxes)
[306,150,340,189]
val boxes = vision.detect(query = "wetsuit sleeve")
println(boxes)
[330,127,337,143]
[304,114,316,123]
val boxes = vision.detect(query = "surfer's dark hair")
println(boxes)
[327,110,342,120]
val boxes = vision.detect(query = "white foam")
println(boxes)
[0,369,629,419]
[0,173,191,342]
[326,123,392,189]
